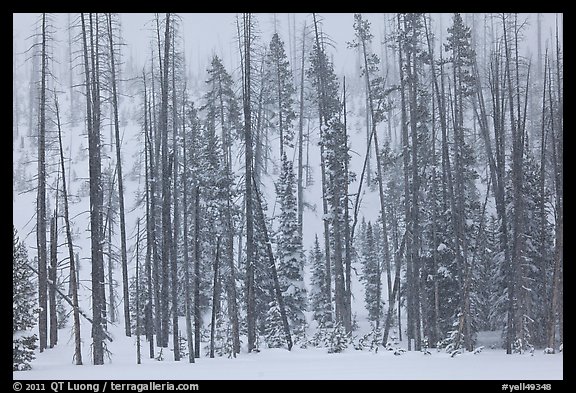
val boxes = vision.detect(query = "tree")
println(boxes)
[13,227,38,371]
[35,12,49,353]
[265,32,296,159]
[276,153,307,338]
[105,12,131,337]
[241,12,257,353]
[308,13,349,332]
[444,12,481,352]
[201,55,240,175]
[309,235,331,326]
[80,13,107,365]
[360,221,383,327]
[349,12,392,335]
[54,90,82,364]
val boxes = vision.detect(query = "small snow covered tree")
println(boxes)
[309,234,331,326]
[13,227,38,371]
[360,221,382,327]
[264,302,285,348]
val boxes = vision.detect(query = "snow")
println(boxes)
[12,13,563,382]
[14,324,563,380]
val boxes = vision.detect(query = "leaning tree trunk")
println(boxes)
[54,90,82,364]
[253,175,293,350]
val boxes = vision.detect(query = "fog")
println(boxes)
[13,13,561,82]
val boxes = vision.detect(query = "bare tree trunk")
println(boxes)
[297,21,307,240]
[106,13,131,337]
[81,13,106,365]
[49,212,58,348]
[181,94,195,363]
[397,14,413,351]
[136,220,142,364]
[170,31,180,361]
[193,185,201,358]
[356,15,392,331]
[142,71,155,359]
[159,13,172,350]
[224,170,240,355]
[37,12,48,354]
[210,238,222,358]
[242,13,257,352]
[343,77,353,331]
[54,90,83,365]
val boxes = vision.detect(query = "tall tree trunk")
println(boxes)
[407,16,422,351]
[142,72,155,359]
[37,12,48,354]
[312,13,333,325]
[81,13,106,365]
[209,238,222,358]
[193,184,201,358]
[106,13,131,337]
[181,95,195,364]
[242,13,257,352]
[170,31,180,361]
[136,220,142,364]
[397,14,413,351]
[159,13,172,350]
[54,90,83,365]
[297,21,306,240]
[343,77,353,331]
[357,15,391,331]
[49,212,58,348]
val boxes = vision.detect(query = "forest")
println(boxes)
[12,13,562,376]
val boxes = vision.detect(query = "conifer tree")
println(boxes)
[276,153,307,338]
[309,234,331,326]
[265,32,296,159]
[360,221,382,327]
[13,227,38,371]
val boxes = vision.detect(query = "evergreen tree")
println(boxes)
[264,302,285,348]
[309,234,331,326]
[13,227,38,371]
[265,32,296,159]
[444,12,482,352]
[276,153,307,338]
[201,55,241,170]
[360,221,382,326]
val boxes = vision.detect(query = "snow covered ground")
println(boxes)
[13,324,563,380]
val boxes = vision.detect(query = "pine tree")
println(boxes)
[265,32,296,159]
[201,55,241,171]
[13,227,38,371]
[264,302,285,348]
[309,234,331,326]
[276,153,307,339]
[360,221,382,326]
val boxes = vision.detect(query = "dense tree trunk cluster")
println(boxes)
[15,13,562,368]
